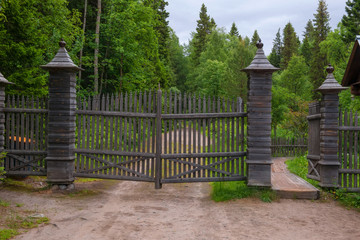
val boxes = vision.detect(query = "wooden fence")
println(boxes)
[3,95,48,176]
[339,110,360,191]
[271,137,307,157]
[73,91,247,185]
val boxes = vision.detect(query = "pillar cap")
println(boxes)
[317,64,348,93]
[0,72,14,85]
[242,39,280,73]
[41,39,83,72]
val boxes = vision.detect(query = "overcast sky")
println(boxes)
[166,0,347,55]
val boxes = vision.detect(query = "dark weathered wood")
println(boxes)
[155,88,162,189]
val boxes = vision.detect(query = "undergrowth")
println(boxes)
[286,155,360,210]
[0,198,49,240]
[211,181,277,202]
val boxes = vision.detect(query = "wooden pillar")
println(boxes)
[242,40,279,187]
[41,40,82,187]
[0,72,13,153]
[317,65,347,188]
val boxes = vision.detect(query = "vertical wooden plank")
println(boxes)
[168,91,173,177]
[192,94,197,177]
[207,96,212,177]
[119,92,124,176]
[344,110,348,188]
[173,91,178,177]
[349,111,353,188]
[155,88,162,189]
[178,92,183,177]
[202,95,206,177]
[152,91,156,178]
[137,92,143,175]
[182,93,187,177]
[146,91,151,177]
[355,112,359,188]
[236,98,240,175]
[217,97,221,177]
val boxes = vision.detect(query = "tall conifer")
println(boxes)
[341,0,360,43]
[269,28,282,68]
[310,0,330,96]
[281,22,298,69]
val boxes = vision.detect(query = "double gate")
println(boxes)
[3,91,247,187]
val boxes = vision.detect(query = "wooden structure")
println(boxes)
[0,39,280,189]
[307,65,348,188]
[74,91,246,188]
[242,40,279,187]
[342,35,360,95]
[271,137,307,157]
[40,40,82,186]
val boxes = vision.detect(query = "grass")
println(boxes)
[0,198,49,240]
[211,181,278,203]
[286,155,360,210]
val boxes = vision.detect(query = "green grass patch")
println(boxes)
[0,198,49,239]
[286,155,360,210]
[285,155,320,187]
[0,228,18,240]
[211,181,278,202]
[74,177,102,183]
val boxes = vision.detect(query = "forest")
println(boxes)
[0,0,359,138]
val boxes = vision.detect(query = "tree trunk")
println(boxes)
[94,0,101,93]
[78,0,88,81]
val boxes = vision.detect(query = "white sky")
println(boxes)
[166,0,347,55]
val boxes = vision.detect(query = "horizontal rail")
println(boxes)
[5,150,47,155]
[338,126,360,131]
[339,169,360,174]
[271,145,307,148]
[73,173,154,182]
[162,112,247,119]
[307,114,321,120]
[5,171,46,176]
[75,149,155,158]
[162,176,247,183]
[76,110,156,118]
[3,108,48,113]
[307,155,320,161]
[161,151,246,159]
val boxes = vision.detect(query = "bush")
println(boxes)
[0,152,6,177]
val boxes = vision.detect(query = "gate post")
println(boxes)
[317,65,347,188]
[41,40,82,187]
[0,73,13,153]
[155,86,162,189]
[242,40,279,187]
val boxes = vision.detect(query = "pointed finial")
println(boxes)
[256,39,263,49]
[326,64,334,74]
[59,39,66,48]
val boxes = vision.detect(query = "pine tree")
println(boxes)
[268,28,282,68]
[281,22,298,69]
[193,4,216,65]
[304,19,315,40]
[229,22,239,37]
[310,0,331,96]
[250,30,260,46]
[341,0,360,43]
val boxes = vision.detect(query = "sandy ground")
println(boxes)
[0,180,359,240]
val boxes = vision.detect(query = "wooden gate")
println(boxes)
[73,90,247,187]
[3,95,48,176]
[307,101,321,181]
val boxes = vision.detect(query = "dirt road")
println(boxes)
[1,180,359,240]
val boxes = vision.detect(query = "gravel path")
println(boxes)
[0,180,359,240]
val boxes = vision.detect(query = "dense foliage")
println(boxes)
[0,0,360,137]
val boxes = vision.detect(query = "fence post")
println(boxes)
[242,40,279,187]
[0,72,13,154]
[155,86,162,189]
[41,40,82,188]
[317,65,347,188]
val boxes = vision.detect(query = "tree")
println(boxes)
[341,0,360,43]
[310,0,331,96]
[94,0,101,93]
[268,28,282,68]
[281,22,298,69]
[0,0,82,96]
[229,22,239,37]
[192,3,216,65]
[304,19,315,40]
[250,30,260,46]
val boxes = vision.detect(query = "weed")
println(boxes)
[211,181,277,203]
[0,228,18,240]
[0,199,10,207]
